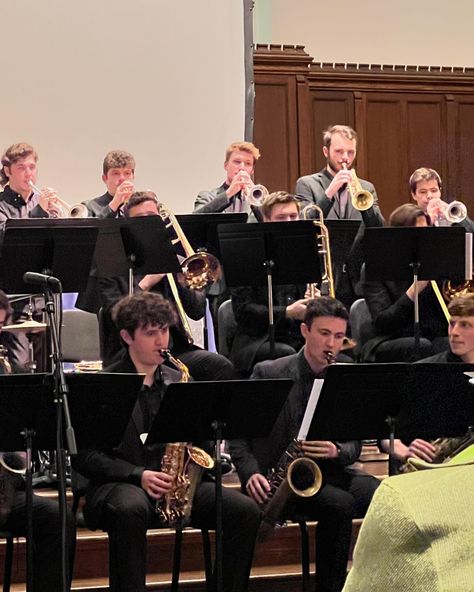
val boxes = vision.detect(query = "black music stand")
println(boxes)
[176,213,248,259]
[218,221,322,357]
[0,220,98,293]
[363,227,471,355]
[147,378,293,592]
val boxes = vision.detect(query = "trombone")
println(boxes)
[302,204,335,298]
[342,164,374,211]
[29,181,89,218]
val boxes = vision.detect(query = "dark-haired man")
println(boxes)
[230,297,379,592]
[74,291,260,592]
[98,191,235,381]
[84,149,136,218]
[229,191,310,376]
[0,289,75,591]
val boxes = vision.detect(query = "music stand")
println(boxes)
[218,221,322,357]
[363,227,471,354]
[147,378,294,592]
[0,220,98,293]
[176,213,248,259]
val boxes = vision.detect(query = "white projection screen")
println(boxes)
[1,1,246,212]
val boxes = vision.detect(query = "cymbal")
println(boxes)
[2,319,47,334]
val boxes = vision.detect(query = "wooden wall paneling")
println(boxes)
[254,75,300,192]
[296,74,312,179]
[451,96,474,213]
[445,94,458,199]
[307,91,355,175]
[405,95,445,181]
[362,94,407,219]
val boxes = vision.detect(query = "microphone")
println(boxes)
[23,272,61,289]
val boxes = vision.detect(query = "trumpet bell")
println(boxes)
[247,184,269,207]
[445,200,467,224]
[69,203,89,218]
[352,189,374,211]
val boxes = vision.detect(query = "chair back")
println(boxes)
[217,299,237,357]
[62,309,101,362]
[349,298,375,359]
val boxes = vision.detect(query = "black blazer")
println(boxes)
[72,352,182,529]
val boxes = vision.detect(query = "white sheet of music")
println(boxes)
[297,379,324,442]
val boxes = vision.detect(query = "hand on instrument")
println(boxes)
[246,473,271,504]
[138,274,166,291]
[406,280,429,301]
[301,440,339,460]
[110,180,135,212]
[286,298,311,320]
[325,167,353,199]
[226,170,254,200]
[426,198,446,224]
[406,438,437,463]
[304,285,321,299]
[37,187,60,215]
[141,470,173,499]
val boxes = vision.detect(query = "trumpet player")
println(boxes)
[0,289,76,591]
[83,149,136,217]
[194,141,261,216]
[230,298,380,592]
[410,166,474,230]
[296,125,384,307]
[0,142,63,229]
[73,291,260,592]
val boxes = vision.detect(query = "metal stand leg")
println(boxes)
[171,528,183,592]
[298,521,311,592]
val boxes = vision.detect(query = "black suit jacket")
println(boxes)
[229,350,361,488]
[72,352,182,529]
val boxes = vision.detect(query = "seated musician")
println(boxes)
[97,191,235,380]
[194,141,261,216]
[0,289,76,591]
[361,203,449,362]
[380,294,474,466]
[410,166,474,230]
[73,291,260,592]
[83,149,136,218]
[229,191,311,376]
[230,297,380,592]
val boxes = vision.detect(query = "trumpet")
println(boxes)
[302,204,335,298]
[342,163,374,211]
[427,198,467,225]
[245,184,269,206]
[29,181,89,218]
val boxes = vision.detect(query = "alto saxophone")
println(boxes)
[155,350,215,527]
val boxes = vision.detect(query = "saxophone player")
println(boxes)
[73,291,260,592]
[0,289,76,591]
[229,297,380,592]
[380,294,474,466]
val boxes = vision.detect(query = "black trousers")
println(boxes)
[285,470,380,592]
[3,491,76,591]
[92,481,260,592]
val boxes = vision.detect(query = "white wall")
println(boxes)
[261,0,474,68]
[1,1,245,212]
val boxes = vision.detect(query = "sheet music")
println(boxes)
[297,379,324,441]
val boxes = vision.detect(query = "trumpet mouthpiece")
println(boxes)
[28,180,41,193]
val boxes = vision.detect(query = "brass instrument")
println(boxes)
[155,350,215,527]
[342,163,374,211]
[258,439,322,542]
[245,184,269,206]
[427,198,467,226]
[402,428,474,472]
[157,203,222,290]
[29,181,89,218]
[302,204,335,298]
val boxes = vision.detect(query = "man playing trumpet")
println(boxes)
[194,141,261,215]
[0,142,63,229]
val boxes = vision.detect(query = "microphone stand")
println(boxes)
[42,282,76,592]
